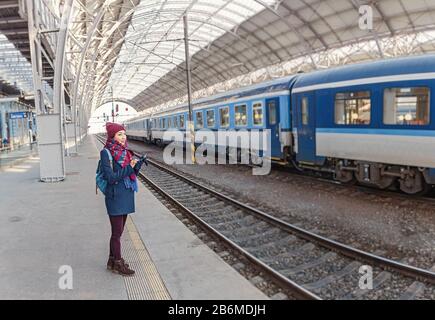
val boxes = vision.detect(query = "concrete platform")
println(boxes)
[0,135,267,300]
[0,143,38,170]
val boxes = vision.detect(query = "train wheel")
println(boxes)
[399,170,431,195]
[335,169,356,185]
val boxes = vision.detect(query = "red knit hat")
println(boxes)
[106,122,125,139]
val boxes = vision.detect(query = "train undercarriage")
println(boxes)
[332,159,432,195]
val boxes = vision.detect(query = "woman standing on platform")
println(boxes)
[100,122,145,276]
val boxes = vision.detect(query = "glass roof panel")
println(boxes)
[0,33,33,94]
[105,0,277,101]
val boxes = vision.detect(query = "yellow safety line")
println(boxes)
[121,217,172,300]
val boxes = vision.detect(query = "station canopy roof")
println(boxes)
[101,0,435,115]
[2,0,435,117]
[103,0,277,104]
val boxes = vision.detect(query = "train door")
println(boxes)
[265,98,281,158]
[296,92,317,164]
[147,119,152,141]
[145,119,150,140]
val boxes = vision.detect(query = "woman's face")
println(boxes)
[114,130,127,146]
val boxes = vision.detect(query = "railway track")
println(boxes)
[96,135,435,300]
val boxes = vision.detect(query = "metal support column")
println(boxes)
[26,0,44,115]
[62,88,69,156]
[183,14,195,164]
[25,0,73,182]
[72,2,108,147]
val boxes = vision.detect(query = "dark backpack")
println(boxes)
[96,149,113,195]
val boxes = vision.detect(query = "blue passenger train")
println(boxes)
[125,54,435,194]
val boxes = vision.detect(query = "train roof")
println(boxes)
[144,75,297,118]
[195,74,296,104]
[293,54,435,91]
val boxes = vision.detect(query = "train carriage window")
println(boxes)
[207,110,215,128]
[335,91,371,125]
[179,115,185,129]
[173,117,178,128]
[196,111,204,129]
[383,87,430,125]
[253,102,263,126]
[235,104,248,126]
[220,107,230,127]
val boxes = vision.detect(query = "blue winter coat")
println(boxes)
[100,149,144,216]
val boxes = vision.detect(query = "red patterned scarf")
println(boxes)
[104,138,136,181]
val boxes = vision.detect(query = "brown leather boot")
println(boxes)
[112,259,135,276]
[107,257,129,270]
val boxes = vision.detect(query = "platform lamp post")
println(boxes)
[183,14,195,164]
[111,86,115,123]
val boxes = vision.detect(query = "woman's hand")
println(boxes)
[130,159,138,168]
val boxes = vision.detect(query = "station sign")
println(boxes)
[9,112,28,119]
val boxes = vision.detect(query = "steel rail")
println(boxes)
[144,155,435,285]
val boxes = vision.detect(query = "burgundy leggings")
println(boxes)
[109,215,128,260]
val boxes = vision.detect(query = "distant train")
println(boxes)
[125,55,435,195]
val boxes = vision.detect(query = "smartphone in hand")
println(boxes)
[139,154,148,166]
